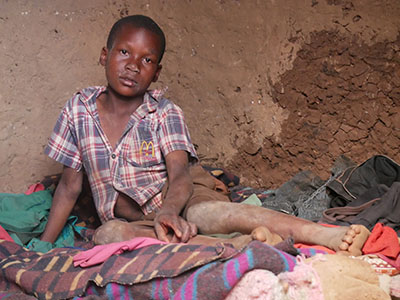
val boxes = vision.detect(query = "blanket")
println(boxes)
[0,239,299,300]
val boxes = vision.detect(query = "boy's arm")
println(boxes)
[40,166,83,243]
[154,150,197,243]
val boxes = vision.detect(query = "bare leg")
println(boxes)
[93,219,278,250]
[186,201,370,256]
[93,219,156,245]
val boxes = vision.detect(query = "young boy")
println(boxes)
[41,15,369,255]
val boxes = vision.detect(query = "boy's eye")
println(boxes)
[120,49,128,55]
[144,57,152,63]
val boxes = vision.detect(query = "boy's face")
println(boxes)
[100,25,162,99]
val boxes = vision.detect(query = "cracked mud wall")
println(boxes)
[232,31,400,187]
[1,0,399,192]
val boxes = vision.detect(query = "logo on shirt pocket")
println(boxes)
[140,140,155,160]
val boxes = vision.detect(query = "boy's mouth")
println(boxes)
[120,76,137,87]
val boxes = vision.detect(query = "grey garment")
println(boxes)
[261,155,356,222]
[261,170,327,221]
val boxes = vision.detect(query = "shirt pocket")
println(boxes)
[121,120,162,168]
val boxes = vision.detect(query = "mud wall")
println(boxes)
[233,31,400,187]
[1,0,399,192]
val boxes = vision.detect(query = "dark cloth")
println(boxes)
[202,165,240,187]
[322,182,400,232]
[327,155,400,207]
[322,155,400,233]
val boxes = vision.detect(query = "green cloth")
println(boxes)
[0,190,78,252]
[241,193,263,207]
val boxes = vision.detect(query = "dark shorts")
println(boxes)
[179,164,231,218]
[140,164,231,221]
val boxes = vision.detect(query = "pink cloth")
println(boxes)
[73,237,167,267]
[0,225,14,242]
[24,183,45,195]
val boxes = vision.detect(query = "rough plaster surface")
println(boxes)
[1,0,399,192]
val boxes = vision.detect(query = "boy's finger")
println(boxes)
[154,223,170,243]
[189,223,198,238]
[169,219,182,238]
[179,220,191,243]
[171,234,180,243]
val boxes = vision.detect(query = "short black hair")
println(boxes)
[106,15,166,63]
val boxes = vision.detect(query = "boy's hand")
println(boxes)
[154,209,197,243]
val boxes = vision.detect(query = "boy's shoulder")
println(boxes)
[147,90,183,113]
[72,86,105,103]
[63,86,105,109]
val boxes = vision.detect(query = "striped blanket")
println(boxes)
[0,238,301,300]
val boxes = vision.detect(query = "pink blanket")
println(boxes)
[74,237,167,267]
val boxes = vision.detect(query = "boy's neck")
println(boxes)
[101,88,146,116]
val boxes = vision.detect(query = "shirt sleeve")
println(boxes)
[157,102,198,162]
[44,103,83,171]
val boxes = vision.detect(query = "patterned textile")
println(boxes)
[0,238,300,300]
[0,291,37,299]
[201,166,240,188]
[78,241,297,300]
[355,254,400,276]
[45,86,197,222]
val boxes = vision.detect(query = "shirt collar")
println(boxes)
[144,89,164,113]
[80,86,164,115]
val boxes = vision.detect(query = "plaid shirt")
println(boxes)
[45,86,197,223]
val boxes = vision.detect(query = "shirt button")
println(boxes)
[111,154,116,159]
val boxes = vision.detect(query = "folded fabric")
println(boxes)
[362,223,400,258]
[294,243,335,254]
[24,183,45,195]
[0,225,14,242]
[73,237,167,267]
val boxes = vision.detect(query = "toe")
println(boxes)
[350,224,361,234]
[342,234,353,244]
[339,241,349,251]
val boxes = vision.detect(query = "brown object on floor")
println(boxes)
[311,254,390,300]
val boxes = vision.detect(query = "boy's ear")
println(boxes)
[99,47,108,66]
[152,64,162,82]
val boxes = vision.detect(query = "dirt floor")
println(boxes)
[1,0,399,192]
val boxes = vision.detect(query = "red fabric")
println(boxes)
[24,183,45,195]
[0,225,14,242]
[362,223,400,258]
[73,237,167,267]
[294,243,335,254]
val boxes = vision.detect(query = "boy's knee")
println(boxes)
[186,201,220,221]
[93,219,130,245]
[186,201,232,234]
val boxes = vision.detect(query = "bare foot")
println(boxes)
[251,226,283,245]
[329,225,370,256]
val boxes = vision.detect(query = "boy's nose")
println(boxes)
[126,60,140,73]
